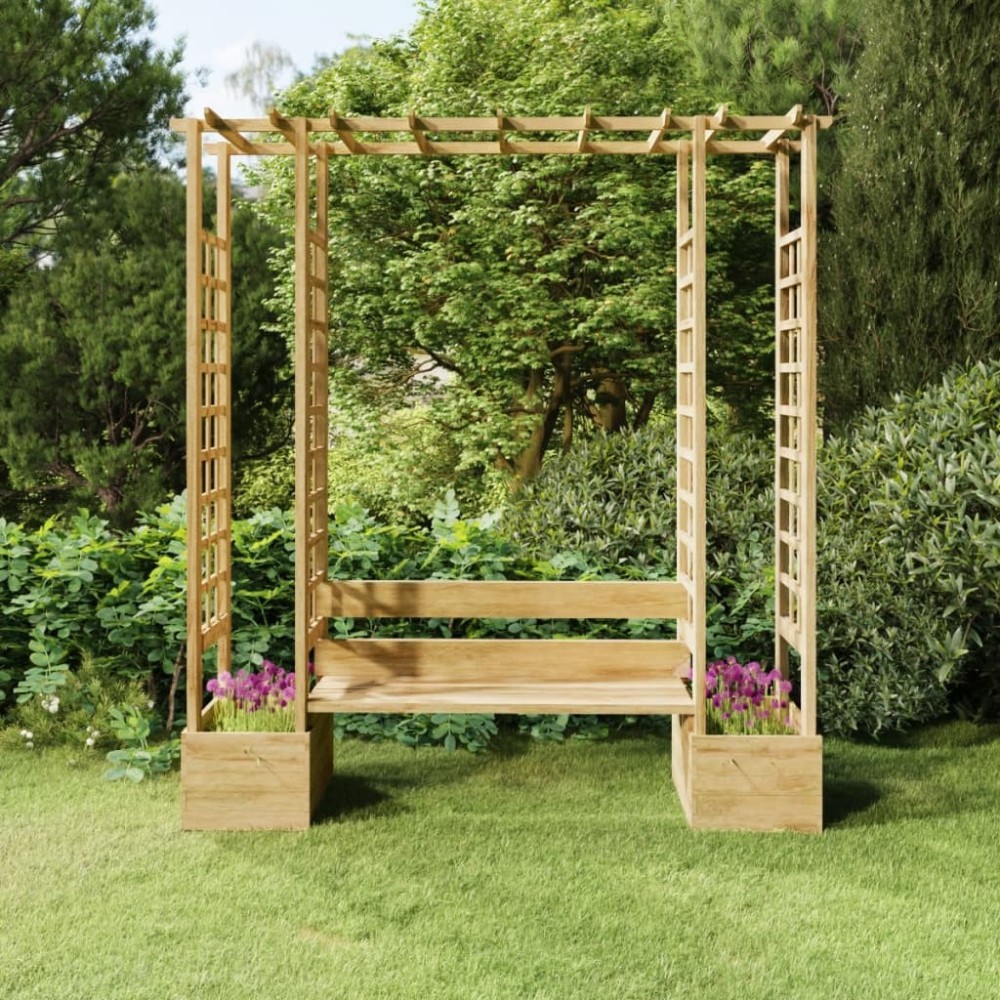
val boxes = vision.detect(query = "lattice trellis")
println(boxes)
[674,122,708,733]
[185,136,234,726]
[774,126,818,735]
[292,126,330,732]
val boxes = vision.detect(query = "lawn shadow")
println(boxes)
[312,772,400,824]
[820,721,1000,828]
[822,776,882,827]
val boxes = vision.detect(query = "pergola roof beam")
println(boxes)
[330,110,364,153]
[178,112,832,136]
[202,138,778,158]
[203,108,256,154]
[704,104,729,141]
[180,107,832,158]
[646,107,672,153]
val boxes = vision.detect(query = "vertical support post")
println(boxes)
[215,144,233,680]
[185,120,204,732]
[293,118,311,734]
[311,143,330,652]
[691,116,708,735]
[774,121,818,737]
[773,144,791,688]
[798,120,819,736]
[675,138,690,658]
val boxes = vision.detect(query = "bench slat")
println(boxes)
[314,637,690,684]
[316,579,688,620]
[308,675,694,716]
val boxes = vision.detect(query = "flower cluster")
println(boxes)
[85,725,101,748]
[19,729,34,749]
[206,660,299,733]
[689,657,796,736]
[40,695,60,715]
[207,660,296,711]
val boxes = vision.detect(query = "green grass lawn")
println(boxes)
[2,721,999,1000]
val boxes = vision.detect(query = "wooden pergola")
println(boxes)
[172,106,830,833]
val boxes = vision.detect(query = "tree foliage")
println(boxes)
[820,0,1000,426]
[0,170,290,525]
[0,0,184,252]
[256,0,778,488]
[681,0,863,117]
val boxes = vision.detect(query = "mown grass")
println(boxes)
[2,721,999,1000]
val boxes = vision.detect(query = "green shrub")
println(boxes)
[234,406,508,524]
[0,654,147,755]
[817,359,1000,731]
[504,362,1000,737]
[502,418,775,657]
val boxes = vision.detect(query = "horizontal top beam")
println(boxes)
[171,105,832,158]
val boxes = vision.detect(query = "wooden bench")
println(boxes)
[307,580,695,716]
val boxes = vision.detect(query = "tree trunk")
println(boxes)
[591,371,628,433]
[510,357,571,487]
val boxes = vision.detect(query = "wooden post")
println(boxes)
[691,116,708,736]
[311,143,330,656]
[799,120,819,737]
[293,117,310,734]
[773,118,819,738]
[674,120,707,736]
[215,144,233,680]
[773,144,791,688]
[185,120,204,732]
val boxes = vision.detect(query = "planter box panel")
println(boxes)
[672,716,823,833]
[181,715,332,831]
[690,787,822,833]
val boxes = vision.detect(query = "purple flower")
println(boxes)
[205,660,299,713]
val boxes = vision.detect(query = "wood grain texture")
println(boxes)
[798,119,819,737]
[316,579,687,620]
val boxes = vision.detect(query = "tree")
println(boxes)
[681,0,863,117]
[0,0,184,253]
[820,1,1000,426]
[258,0,777,489]
[0,169,291,525]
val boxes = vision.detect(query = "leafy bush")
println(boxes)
[235,406,508,524]
[817,360,1000,732]
[502,418,775,657]
[505,362,1000,737]
[0,654,148,755]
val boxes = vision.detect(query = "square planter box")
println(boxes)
[671,713,822,833]
[181,713,333,831]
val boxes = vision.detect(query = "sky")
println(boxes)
[148,0,420,118]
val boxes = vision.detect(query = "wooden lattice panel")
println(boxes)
[304,183,329,651]
[776,224,804,646]
[194,229,232,643]
[675,121,708,732]
[185,133,234,730]
[293,131,330,730]
[774,131,818,736]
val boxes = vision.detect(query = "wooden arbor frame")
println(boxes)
[172,106,829,832]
